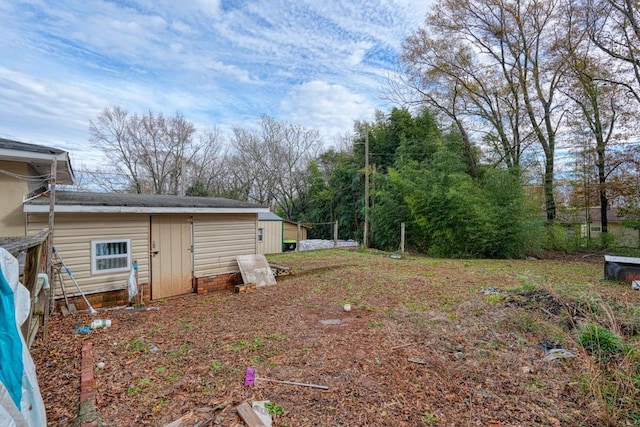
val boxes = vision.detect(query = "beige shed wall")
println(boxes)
[0,161,36,236]
[284,221,308,241]
[257,220,283,254]
[193,213,257,277]
[602,223,639,248]
[585,221,639,248]
[27,213,150,297]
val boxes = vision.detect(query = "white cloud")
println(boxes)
[280,80,375,144]
[0,0,434,159]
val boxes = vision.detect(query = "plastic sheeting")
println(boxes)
[127,268,137,302]
[0,248,46,427]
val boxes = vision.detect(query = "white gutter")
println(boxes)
[24,205,270,214]
[0,148,69,163]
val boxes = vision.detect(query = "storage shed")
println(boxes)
[257,212,284,254]
[23,191,268,308]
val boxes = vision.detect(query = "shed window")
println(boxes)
[591,226,601,232]
[91,239,131,274]
[257,228,264,242]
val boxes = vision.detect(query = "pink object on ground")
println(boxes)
[244,367,256,386]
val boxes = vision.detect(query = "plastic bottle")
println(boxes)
[90,319,111,329]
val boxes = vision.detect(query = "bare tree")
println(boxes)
[585,0,640,103]
[227,116,321,217]
[90,107,216,195]
[400,0,568,220]
[559,1,638,234]
[89,106,146,193]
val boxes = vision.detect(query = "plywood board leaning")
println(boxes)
[236,255,277,287]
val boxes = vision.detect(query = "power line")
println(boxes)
[0,168,51,182]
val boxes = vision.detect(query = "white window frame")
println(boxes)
[257,228,264,242]
[91,239,131,275]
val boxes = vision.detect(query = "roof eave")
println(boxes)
[23,205,270,214]
[0,148,75,185]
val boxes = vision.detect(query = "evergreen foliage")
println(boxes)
[293,107,544,258]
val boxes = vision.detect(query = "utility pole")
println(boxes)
[44,156,57,340]
[364,123,369,248]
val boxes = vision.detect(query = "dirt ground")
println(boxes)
[31,249,633,426]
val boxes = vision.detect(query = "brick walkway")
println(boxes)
[77,340,101,427]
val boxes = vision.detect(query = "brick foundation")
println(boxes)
[57,273,242,311]
[57,284,150,312]
[195,272,243,294]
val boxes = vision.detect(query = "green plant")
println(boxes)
[422,411,439,424]
[368,320,384,328]
[250,337,264,351]
[232,340,248,352]
[128,338,147,353]
[168,344,193,359]
[209,361,223,370]
[137,378,152,387]
[266,333,287,340]
[155,366,166,374]
[487,294,504,304]
[406,303,429,312]
[264,402,284,416]
[176,319,192,330]
[167,373,182,382]
[509,312,544,335]
[578,322,623,360]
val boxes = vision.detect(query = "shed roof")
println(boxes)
[258,212,284,221]
[23,191,268,214]
[0,137,75,184]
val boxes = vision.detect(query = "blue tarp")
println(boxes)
[0,263,24,409]
[0,248,46,426]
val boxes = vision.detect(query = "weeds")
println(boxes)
[578,322,623,361]
[128,337,147,353]
[264,402,284,416]
[422,411,439,424]
[574,299,640,426]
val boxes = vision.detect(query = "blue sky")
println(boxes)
[0,0,432,167]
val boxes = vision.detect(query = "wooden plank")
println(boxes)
[236,402,265,427]
[0,230,48,255]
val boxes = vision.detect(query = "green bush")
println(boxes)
[542,222,573,252]
[578,322,623,360]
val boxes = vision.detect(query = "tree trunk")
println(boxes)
[544,153,556,222]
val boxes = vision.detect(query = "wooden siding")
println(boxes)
[284,221,308,241]
[257,220,283,254]
[193,213,257,277]
[27,213,150,297]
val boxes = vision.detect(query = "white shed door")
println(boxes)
[150,215,193,299]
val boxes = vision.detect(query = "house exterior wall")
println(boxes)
[257,220,283,254]
[610,223,639,248]
[192,213,257,277]
[583,221,639,248]
[284,221,308,241]
[27,212,150,297]
[0,160,36,236]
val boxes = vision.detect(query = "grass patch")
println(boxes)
[128,337,147,353]
[578,322,623,360]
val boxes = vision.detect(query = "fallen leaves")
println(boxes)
[30,250,624,426]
